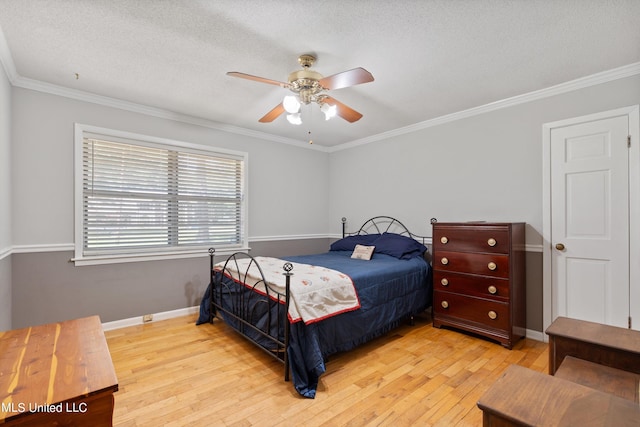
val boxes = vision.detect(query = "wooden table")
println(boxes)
[477,364,640,426]
[0,316,118,426]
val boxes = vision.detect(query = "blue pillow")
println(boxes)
[372,233,427,260]
[330,234,381,251]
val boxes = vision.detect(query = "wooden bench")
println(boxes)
[546,316,640,404]
[477,364,640,426]
[554,355,640,403]
[477,317,640,425]
[546,316,640,375]
[0,316,119,426]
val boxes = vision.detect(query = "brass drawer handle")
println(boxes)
[487,238,497,247]
[441,301,449,309]
[440,236,448,244]
[441,278,449,286]
[441,257,449,265]
[488,262,497,271]
[488,310,497,320]
[488,285,497,294]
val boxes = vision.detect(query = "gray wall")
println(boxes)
[5,68,640,333]
[0,257,9,330]
[328,75,640,240]
[11,239,331,328]
[328,74,640,332]
[0,62,11,331]
[11,88,331,246]
[9,87,330,329]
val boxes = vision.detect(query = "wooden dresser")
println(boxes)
[0,315,118,426]
[431,222,526,349]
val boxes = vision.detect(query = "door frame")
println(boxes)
[542,105,640,338]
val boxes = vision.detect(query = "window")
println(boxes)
[74,124,247,265]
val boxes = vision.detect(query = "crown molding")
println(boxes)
[0,25,17,83]
[3,240,547,259]
[11,75,331,152]
[249,233,330,242]
[0,246,10,261]
[0,25,329,152]
[329,62,640,152]
[0,22,637,154]
[11,243,75,254]
[7,234,332,257]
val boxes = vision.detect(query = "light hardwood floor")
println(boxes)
[105,313,548,427]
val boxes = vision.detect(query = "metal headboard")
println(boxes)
[341,216,430,245]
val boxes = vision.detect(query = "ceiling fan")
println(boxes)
[227,54,374,124]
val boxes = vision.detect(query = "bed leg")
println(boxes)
[208,248,216,324]
[283,262,293,382]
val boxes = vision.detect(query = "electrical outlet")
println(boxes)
[142,314,153,323]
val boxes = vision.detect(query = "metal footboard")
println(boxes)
[208,248,292,381]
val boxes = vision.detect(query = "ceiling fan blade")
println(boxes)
[323,96,363,122]
[319,67,374,90]
[227,72,289,88]
[259,103,286,123]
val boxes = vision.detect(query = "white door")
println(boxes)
[550,115,630,327]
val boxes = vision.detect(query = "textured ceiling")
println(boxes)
[0,0,639,148]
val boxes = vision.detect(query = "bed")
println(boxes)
[197,216,432,398]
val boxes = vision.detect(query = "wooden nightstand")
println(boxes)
[432,222,526,348]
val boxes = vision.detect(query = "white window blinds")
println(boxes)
[77,129,246,261]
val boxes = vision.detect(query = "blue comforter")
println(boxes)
[198,251,432,398]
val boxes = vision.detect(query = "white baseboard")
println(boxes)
[101,306,548,346]
[525,328,546,343]
[102,306,200,331]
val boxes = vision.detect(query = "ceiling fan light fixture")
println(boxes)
[286,113,302,125]
[228,54,373,126]
[320,102,337,120]
[283,95,301,114]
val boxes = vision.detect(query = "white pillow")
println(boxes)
[351,244,375,260]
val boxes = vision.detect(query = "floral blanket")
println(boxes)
[215,256,361,324]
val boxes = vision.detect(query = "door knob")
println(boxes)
[555,243,565,250]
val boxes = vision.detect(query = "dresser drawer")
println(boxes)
[433,225,510,254]
[434,291,510,331]
[434,251,510,278]
[431,221,525,349]
[433,271,509,301]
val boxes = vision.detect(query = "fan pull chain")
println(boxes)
[307,103,313,144]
